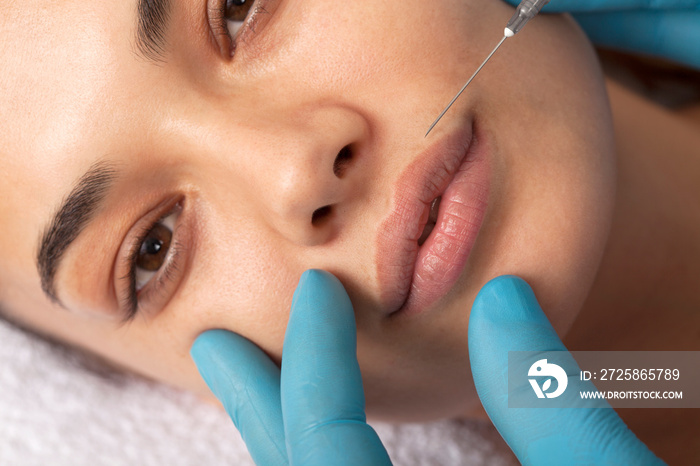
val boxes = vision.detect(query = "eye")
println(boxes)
[226,0,255,37]
[209,0,276,58]
[116,198,191,321]
[133,212,176,291]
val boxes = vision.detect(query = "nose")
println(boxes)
[254,110,366,247]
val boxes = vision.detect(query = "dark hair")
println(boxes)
[597,49,700,109]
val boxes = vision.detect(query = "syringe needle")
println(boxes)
[425,35,508,138]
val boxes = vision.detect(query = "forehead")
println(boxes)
[0,0,170,218]
[2,1,136,151]
[0,1,132,299]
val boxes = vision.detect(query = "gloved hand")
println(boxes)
[191,270,664,465]
[469,275,665,465]
[503,0,700,70]
[190,269,392,466]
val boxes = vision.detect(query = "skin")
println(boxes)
[14,0,697,454]
[565,81,700,464]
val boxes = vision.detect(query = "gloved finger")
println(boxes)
[468,276,664,465]
[191,329,288,466]
[501,0,700,13]
[573,10,700,70]
[281,270,392,466]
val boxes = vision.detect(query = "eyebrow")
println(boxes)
[37,162,118,307]
[135,0,173,63]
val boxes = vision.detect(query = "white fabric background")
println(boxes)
[0,319,516,465]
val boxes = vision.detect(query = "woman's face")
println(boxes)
[0,0,615,421]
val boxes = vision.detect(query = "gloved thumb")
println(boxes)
[468,275,664,465]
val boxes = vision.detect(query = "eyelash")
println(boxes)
[120,206,185,322]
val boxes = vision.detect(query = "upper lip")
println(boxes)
[376,124,474,315]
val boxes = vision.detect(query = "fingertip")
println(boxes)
[297,268,337,285]
[471,275,541,327]
[292,269,340,304]
[291,269,352,321]
[468,274,565,384]
[190,328,231,361]
[476,274,532,298]
[298,269,343,292]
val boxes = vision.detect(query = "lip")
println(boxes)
[376,120,491,317]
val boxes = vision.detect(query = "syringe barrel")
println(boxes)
[506,0,550,35]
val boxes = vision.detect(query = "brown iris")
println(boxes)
[227,0,254,22]
[136,224,171,271]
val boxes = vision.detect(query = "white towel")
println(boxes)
[0,319,516,465]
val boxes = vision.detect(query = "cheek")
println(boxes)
[91,235,298,399]
[460,14,617,336]
[167,224,300,367]
[470,114,616,339]
[130,256,295,398]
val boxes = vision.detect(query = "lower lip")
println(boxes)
[392,126,491,317]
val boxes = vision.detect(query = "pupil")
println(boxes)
[136,223,171,272]
[145,238,162,254]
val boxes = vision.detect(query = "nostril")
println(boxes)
[333,145,353,178]
[311,205,332,226]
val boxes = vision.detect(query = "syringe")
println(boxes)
[425,0,550,137]
[505,0,551,37]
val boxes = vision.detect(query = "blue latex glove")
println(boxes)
[191,271,664,465]
[503,0,700,70]
[190,269,392,466]
[469,275,665,465]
